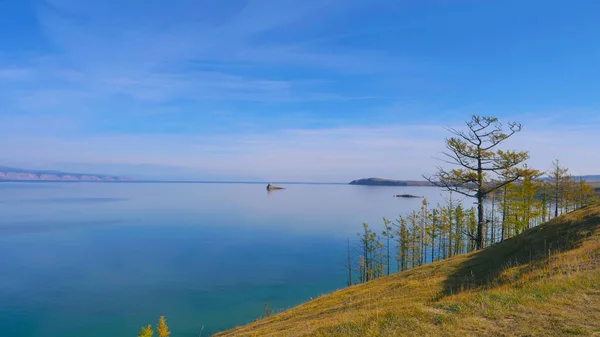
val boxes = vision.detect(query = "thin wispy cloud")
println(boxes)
[9,0,395,104]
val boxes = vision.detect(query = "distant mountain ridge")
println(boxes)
[576,175,600,181]
[0,166,132,182]
[349,177,433,186]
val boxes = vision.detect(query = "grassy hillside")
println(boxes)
[216,203,600,336]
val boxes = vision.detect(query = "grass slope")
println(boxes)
[216,203,600,337]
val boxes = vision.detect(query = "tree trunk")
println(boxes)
[491,194,496,244]
[477,155,485,250]
[386,236,390,276]
[347,238,352,286]
[501,185,507,241]
[431,236,435,264]
[477,203,485,249]
[554,181,559,218]
[476,185,484,250]
[437,233,442,261]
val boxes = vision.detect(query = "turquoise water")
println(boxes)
[0,182,447,336]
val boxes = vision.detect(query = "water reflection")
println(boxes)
[0,182,451,336]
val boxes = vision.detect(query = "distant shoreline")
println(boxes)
[0,180,349,185]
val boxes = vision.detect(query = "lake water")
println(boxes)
[0,182,448,336]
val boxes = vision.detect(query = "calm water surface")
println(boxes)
[0,182,448,336]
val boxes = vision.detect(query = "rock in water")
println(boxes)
[393,194,423,198]
[266,183,285,191]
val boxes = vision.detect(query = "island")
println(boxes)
[349,177,433,187]
[393,194,424,198]
[266,183,285,191]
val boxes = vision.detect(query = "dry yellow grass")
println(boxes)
[215,203,600,337]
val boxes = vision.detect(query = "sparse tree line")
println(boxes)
[348,116,597,286]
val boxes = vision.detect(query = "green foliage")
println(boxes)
[382,218,394,276]
[264,303,273,317]
[352,157,595,286]
[424,115,530,250]
[138,324,154,337]
[137,316,170,337]
[394,215,409,271]
[157,316,171,337]
[357,222,380,282]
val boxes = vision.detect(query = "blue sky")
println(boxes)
[1,0,599,181]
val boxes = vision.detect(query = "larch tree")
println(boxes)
[563,175,576,213]
[408,211,419,268]
[539,180,551,223]
[437,202,450,260]
[520,167,543,230]
[418,199,430,264]
[467,208,477,252]
[453,204,465,256]
[547,159,570,217]
[394,215,409,271]
[138,324,154,337]
[346,238,353,286]
[376,235,384,278]
[357,223,377,282]
[157,316,171,337]
[382,218,394,276]
[442,194,455,258]
[424,115,530,250]
[576,178,598,207]
[428,208,440,262]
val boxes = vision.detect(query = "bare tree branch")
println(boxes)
[425,115,528,250]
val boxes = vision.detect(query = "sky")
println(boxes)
[1,0,599,182]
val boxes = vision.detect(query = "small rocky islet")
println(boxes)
[266,183,285,191]
[393,194,424,198]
